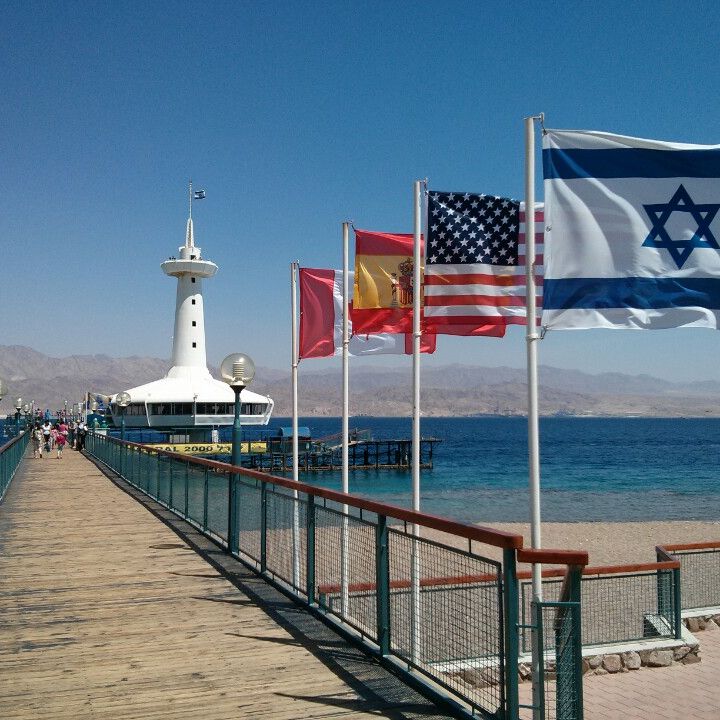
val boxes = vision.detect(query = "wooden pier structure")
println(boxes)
[0,448,453,719]
[245,438,440,473]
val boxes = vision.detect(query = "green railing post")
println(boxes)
[184,461,190,518]
[228,474,238,554]
[260,481,268,573]
[306,494,316,604]
[502,548,520,720]
[203,467,209,531]
[169,460,174,509]
[375,513,390,656]
[533,601,546,720]
[570,566,584,720]
[673,566,682,640]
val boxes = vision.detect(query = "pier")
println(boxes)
[245,437,439,473]
[0,444,453,719]
[4,432,720,720]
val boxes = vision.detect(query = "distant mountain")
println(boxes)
[2,345,720,418]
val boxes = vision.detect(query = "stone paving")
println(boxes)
[580,628,720,719]
[519,628,720,719]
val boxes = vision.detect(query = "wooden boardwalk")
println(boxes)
[0,447,452,720]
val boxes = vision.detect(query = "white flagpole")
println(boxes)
[525,114,543,720]
[290,261,300,588]
[341,221,350,616]
[524,117,543,595]
[410,179,422,662]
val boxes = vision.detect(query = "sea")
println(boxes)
[270,416,720,524]
[5,415,718,524]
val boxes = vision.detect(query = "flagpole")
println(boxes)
[525,113,543,720]
[410,179,422,663]
[290,261,301,588]
[341,221,350,616]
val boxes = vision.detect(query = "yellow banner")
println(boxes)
[146,441,267,455]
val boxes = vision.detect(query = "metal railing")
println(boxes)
[658,542,720,613]
[520,559,682,651]
[0,431,29,502]
[86,432,587,719]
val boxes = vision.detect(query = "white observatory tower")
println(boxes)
[109,182,274,434]
[160,185,218,381]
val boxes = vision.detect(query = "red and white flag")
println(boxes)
[424,191,543,335]
[299,268,436,359]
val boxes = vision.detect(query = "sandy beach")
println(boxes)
[481,521,720,567]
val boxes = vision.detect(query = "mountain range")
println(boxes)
[2,344,720,418]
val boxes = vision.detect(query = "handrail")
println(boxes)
[517,547,589,567]
[517,559,679,581]
[113,436,524,549]
[658,540,720,553]
[0,430,27,454]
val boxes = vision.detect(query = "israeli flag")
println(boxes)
[542,129,720,330]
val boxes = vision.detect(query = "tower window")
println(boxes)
[192,342,197,348]
[191,299,196,305]
[192,321,196,327]
[191,277,196,283]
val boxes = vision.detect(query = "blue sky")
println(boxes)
[3,0,720,382]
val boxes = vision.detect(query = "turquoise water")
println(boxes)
[270,417,720,523]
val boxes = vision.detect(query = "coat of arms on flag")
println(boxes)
[352,229,422,334]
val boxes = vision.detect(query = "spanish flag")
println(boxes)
[352,229,424,334]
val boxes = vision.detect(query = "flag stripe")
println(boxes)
[355,230,415,255]
[543,277,720,310]
[425,271,526,286]
[544,147,720,180]
[425,293,528,307]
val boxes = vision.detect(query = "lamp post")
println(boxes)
[220,353,255,555]
[116,392,131,442]
[15,397,22,435]
[23,403,29,429]
[64,399,68,421]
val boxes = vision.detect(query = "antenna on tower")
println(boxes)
[189,179,193,219]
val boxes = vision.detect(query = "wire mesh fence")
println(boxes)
[520,566,679,651]
[670,548,720,611]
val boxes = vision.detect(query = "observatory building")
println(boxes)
[108,194,274,435]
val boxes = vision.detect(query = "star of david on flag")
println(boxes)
[542,129,720,330]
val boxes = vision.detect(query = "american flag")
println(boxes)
[423,191,543,336]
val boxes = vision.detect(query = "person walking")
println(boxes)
[76,420,87,451]
[32,423,43,458]
[41,419,52,455]
[55,428,67,458]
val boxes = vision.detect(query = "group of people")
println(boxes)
[31,419,87,459]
